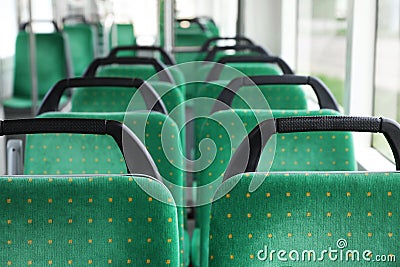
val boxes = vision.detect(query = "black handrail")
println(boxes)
[224,116,400,180]
[1,118,161,179]
[37,77,168,115]
[83,57,175,84]
[108,45,175,65]
[211,75,340,113]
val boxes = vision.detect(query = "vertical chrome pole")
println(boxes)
[236,0,245,36]
[28,0,38,116]
[163,0,175,58]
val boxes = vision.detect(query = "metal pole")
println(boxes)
[163,0,175,59]
[236,0,245,36]
[28,0,38,116]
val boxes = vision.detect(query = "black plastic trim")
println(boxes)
[62,15,87,24]
[211,75,340,113]
[206,55,294,81]
[203,45,269,62]
[20,20,60,32]
[37,77,168,115]
[224,116,400,181]
[83,57,175,84]
[107,45,176,65]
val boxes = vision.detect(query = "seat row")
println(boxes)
[2,18,400,267]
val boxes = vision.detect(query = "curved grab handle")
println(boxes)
[83,57,175,84]
[206,55,294,81]
[20,20,60,32]
[108,45,176,65]
[203,45,269,62]
[211,75,340,113]
[37,77,168,115]
[200,36,255,52]
[0,118,161,180]
[224,116,400,180]
[62,15,87,24]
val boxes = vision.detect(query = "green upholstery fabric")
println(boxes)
[174,22,215,64]
[64,24,96,76]
[90,66,186,150]
[96,64,186,89]
[24,132,127,175]
[193,109,357,267]
[70,81,185,150]
[202,62,282,81]
[209,172,399,266]
[109,24,136,49]
[0,175,180,266]
[185,62,282,100]
[191,81,308,160]
[36,111,188,266]
[4,32,70,109]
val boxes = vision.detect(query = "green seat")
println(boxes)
[174,19,215,64]
[83,59,186,149]
[184,55,290,101]
[63,23,96,76]
[109,23,136,49]
[192,110,357,267]
[21,117,158,178]
[0,175,180,266]
[3,32,71,110]
[201,45,268,62]
[192,74,339,162]
[209,172,399,266]
[208,115,400,266]
[38,111,188,267]
[105,46,187,96]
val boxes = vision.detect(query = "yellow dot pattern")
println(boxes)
[24,133,127,175]
[0,176,179,266]
[207,172,399,266]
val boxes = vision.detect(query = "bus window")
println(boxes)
[297,0,350,106]
[373,0,400,162]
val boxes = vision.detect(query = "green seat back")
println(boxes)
[184,62,282,101]
[36,111,188,266]
[5,32,70,109]
[194,109,357,267]
[0,175,180,266]
[70,81,185,144]
[193,81,308,121]
[97,64,186,87]
[89,67,186,148]
[174,22,214,64]
[209,172,399,266]
[64,24,96,76]
[24,132,127,175]
[191,82,308,160]
[109,24,136,48]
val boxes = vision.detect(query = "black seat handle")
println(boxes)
[37,77,168,115]
[108,45,176,65]
[224,116,400,181]
[83,57,175,84]
[200,36,255,52]
[62,15,87,24]
[211,75,340,113]
[20,20,60,32]
[203,45,269,62]
[206,55,294,81]
[0,118,161,180]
